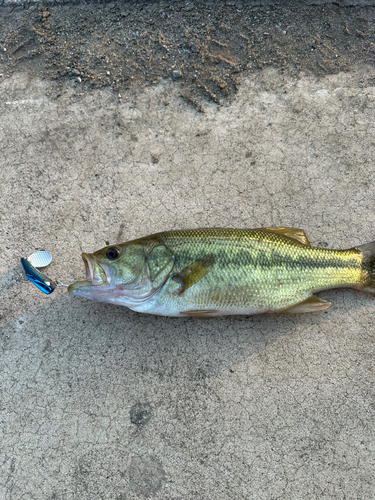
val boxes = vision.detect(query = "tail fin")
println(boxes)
[357,242,375,295]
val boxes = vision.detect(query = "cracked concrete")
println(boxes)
[1,38,375,500]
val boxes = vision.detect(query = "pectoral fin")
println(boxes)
[283,295,331,314]
[263,227,311,246]
[172,255,215,294]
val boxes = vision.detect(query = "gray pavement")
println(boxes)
[1,29,375,500]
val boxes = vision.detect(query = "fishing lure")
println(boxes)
[21,257,57,295]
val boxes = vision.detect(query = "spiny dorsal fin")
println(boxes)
[172,255,215,295]
[283,295,331,314]
[263,227,311,246]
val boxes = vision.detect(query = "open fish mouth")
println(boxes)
[80,253,110,286]
[68,253,109,293]
[82,253,108,285]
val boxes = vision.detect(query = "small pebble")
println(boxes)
[172,70,181,79]
[70,69,80,76]
[77,77,81,83]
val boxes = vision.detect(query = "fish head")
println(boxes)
[68,240,174,306]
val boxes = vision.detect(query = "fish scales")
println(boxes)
[68,228,374,316]
[147,229,364,313]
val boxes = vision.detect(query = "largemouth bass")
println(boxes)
[68,227,375,316]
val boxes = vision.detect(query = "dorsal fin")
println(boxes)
[262,227,311,246]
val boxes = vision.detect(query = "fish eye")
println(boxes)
[106,247,120,260]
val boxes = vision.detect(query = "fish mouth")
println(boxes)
[82,253,108,285]
[68,253,109,293]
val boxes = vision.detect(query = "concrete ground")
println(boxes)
[1,3,375,500]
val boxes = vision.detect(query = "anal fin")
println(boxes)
[283,295,331,314]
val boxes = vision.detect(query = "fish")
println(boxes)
[68,227,375,316]
[21,257,57,294]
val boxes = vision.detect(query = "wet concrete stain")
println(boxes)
[130,402,152,427]
[128,454,166,498]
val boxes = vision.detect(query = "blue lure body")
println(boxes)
[21,258,56,294]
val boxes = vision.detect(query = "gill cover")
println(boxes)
[143,240,175,288]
